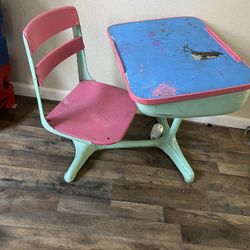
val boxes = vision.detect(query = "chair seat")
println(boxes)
[46,80,137,145]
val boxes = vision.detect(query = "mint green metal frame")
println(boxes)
[23,24,250,184]
[137,90,250,118]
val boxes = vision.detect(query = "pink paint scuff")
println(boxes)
[153,40,161,46]
[148,31,156,37]
[152,83,176,97]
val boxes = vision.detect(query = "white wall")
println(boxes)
[2,0,250,119]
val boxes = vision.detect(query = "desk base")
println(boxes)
[64,117,194,183]
[156,117,194,182]
[62,88,249,183]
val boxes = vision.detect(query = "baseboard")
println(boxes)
[185,116,249,130]
[12,81,69,101]
[12,81,250,129]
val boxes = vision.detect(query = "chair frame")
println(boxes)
[23,7,194,183]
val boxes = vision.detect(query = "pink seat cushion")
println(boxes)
[46,80,137,145]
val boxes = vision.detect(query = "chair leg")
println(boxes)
[64,140,95,183]
[157,118,194,183]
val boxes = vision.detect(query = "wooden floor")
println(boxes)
[0,96,250,250]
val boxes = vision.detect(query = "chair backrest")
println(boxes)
[23,6,87,86]
[23,6,91,133]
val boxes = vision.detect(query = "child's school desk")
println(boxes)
[108,17,250,182]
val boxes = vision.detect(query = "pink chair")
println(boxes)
[23,6,137,182]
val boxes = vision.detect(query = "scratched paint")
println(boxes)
[183,44,223,60]
[62,97,71,106]
[91,112,112,127]
[152,83,176,97]
[139,64,144,73]
[153,40,161,46]
[148,31,156,37]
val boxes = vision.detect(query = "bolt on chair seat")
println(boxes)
[46,80,137,145]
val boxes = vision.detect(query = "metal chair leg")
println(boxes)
[64,140,95,183]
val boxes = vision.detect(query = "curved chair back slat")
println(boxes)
[35,36,84,85]
[23,6,80,54]
[23,6,90,129]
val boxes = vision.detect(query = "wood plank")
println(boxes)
[123,163,249,194]
[58,195,110,217]
[185,159,219,174]
[207,191,250,216]
[222,151,250,165]
[181,224,250,249]
[77,159,124,182]
[0,226,239,250]
[0,110,42,127]
[182,148,225,164]
[0,121,58,141]
[189,171,250,195]
[0,241,57,250]
[0,211,181,242]
[0,139,73,158]
[94,147,178,171]
[0,189,59,213]
[111,200,164,222]
[182,243,243,250]
[0,225,182,250]
[229,127,250,154]
[0,165,112,199]
[178,121,237,154]
[123,163,185,188]
[112,182,209,210]
[217,162,249,178]
[164,207,250,230]
[0,148,73,171]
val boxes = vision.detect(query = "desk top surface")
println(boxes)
[108,17,250,105]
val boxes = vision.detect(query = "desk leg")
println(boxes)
[64,140,95,183]
[157,118,194,183]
